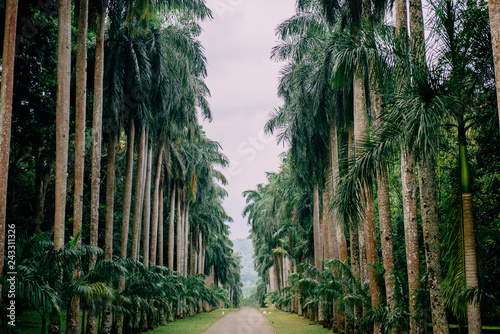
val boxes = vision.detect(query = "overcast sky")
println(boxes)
[199,0,296,240]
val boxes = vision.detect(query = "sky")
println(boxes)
[198,0,296,240]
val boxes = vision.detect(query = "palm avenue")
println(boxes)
[0,1,500,334]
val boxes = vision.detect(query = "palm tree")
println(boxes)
[50,1,72,332]
[68,1,89,332]
[0,0,18,284]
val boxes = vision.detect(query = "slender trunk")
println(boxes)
[371,79,398,325]
[72,0,88,248]
[198,233,203,274]
[176,187,183,272]
[331,120,347,263]
[151,140,165,266]
[131,128,146,262]
[100,133,116,334]
[50,2,71,332]
[68,2,88,331]
[396,0,424,331]
[418,154,449,334]
[168,185,176,270]
[142,145,153,267]
[313,186,322,269]
[354,68,381,332]
[87,8,105,334]
[490,0,500,131]
[54,0,71,252]
[104,133,116,260]
[354,73,369,288]
[0,0,18,282]
[189,230,194,275]
[158,183,164,266]
[184,203,190,276]
[121,121,135,258]
[458,124,482,333]
[116,122,134,334]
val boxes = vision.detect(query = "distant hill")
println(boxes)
[232,238,259,295]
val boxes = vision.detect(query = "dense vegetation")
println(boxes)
[0,1,242,333]
[244,0,500,333]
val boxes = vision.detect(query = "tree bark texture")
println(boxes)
[142,145,153,267]
[131,128,146,262]
[0,0,18,284]
[158,184,164,266]
[68,1,88,331]
[418,154,449,334]
[168,185,176,270]
[121,121,135,259]
[150,141,164,266]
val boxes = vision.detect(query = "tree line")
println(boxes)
[244,0,500,333]
[0,0,243,333]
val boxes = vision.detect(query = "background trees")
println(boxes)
[0,1,241,333]
[246,0,500,333]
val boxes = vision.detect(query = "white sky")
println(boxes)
[199,0,296,240]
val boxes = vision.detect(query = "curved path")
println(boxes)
[203,307,275,334]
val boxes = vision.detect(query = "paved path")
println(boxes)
[203,307,275,334]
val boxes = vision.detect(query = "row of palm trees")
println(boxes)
[244,0,500,333]
[0,0,243,333]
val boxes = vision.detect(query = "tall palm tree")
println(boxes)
[68,1,89,332]
[50,1,71,332]
[0,0,18,284]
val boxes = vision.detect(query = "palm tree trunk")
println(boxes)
[418,154,449,334]
[142,144,153,267]
[151,140,165,266]
[458,123,482,333]
[0,0,18,291]
[116,121,134,334]
[402,150,423,334]
[158,183,164,266]
[490,0,500,131]
[184,202,190,276]
[121,120,135,259]
[54,0,71,252]
[313,186,322,269]
[69,0,88,331]
[370,78,398,327]
[168,184,176,270]
[131,128,146,262]
[104,133,116,260]
[198,233,203,274]
[354,69,381,333]
[331,119,348,263]
[50,2,71,332]
[395,0,424,332]
[177,189,183,272]
[87,8,105,333]
[101,132,116,334]
[190,230,194,275]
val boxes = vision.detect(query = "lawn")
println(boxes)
[15,309,237,334]
[150,308,238,334]
[260,308,332,334]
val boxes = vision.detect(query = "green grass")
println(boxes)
[260,308,332,334]
[150,308,238,334]
[16,309,237,334]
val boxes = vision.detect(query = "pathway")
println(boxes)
[203,307,275,334]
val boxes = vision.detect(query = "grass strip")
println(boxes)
[151,308,237,334]
[260,308,331,334]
